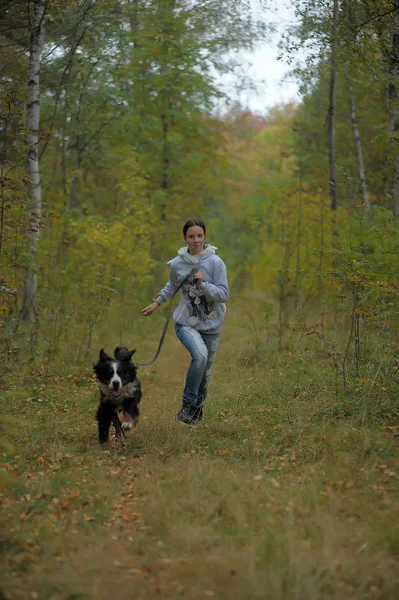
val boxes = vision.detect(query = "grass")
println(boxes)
[0,301,398,599]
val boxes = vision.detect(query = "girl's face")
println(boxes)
[185,225,206,255]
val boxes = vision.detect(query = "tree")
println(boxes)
[387,1,399,216]
[281,0,398,213]
[342,0,370,212]
[328,0,339,211]
[21,0,47,322]
[345,65,371,212]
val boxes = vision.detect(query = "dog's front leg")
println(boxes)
[122,398,140,433]
[96,403,114,449]
[112,413,125,442]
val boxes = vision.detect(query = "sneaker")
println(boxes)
[193,405,203,422]
[177,403,202,425]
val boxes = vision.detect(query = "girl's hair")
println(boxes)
[183,218,206,237]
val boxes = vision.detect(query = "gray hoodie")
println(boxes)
[156,244,229,333]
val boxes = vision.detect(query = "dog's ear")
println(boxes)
[126,349,136,361]
[99,348,111,361]
[114,346,136,361]
[114,346,127,360]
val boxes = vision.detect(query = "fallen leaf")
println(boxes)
[83,514,94,522]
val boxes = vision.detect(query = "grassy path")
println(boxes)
[1,308,398,599]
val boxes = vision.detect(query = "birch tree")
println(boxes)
[21,0,46,322]
[345,65,371,212]
[342,0,371,212]
[280,0,395,211]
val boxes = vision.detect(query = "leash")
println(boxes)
[135,268,196,367]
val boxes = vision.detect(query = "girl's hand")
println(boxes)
[141,301,159,316]
[193,271,203,286]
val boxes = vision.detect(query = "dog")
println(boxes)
[93,346,142,448]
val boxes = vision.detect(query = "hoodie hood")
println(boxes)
[175,244,218,265]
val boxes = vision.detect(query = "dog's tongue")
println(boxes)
[112,390,121,397]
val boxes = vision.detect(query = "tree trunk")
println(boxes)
[328,0,339,211]
[159,111,170,222]
[21,0,45,322]
[345,64,371,212]
[388,1,399,216]
[295,180,303,311]
[129,0,139,45]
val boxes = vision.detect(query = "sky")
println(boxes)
[217,2,305,115]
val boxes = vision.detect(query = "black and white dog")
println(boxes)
[93,346,142,448]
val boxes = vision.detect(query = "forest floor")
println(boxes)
[1,302,398,600]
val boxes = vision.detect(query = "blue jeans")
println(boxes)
[175,324,220,407]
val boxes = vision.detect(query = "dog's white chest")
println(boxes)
[99,381,139,405]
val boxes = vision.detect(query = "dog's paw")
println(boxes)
[121,422,133,432]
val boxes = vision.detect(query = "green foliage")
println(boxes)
[1,1,398,595]
[1,0,270,355]
[0,89,31,323]
[0,0,397,399]
[281,0,398,208]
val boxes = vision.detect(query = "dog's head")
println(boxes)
[93,346,137,398]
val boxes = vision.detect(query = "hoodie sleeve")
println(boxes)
[199,258,229,302]
[155,264,180,304]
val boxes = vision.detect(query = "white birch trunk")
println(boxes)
[328,0,339,211]
[21,0,45,321]
[345,64,371,213]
